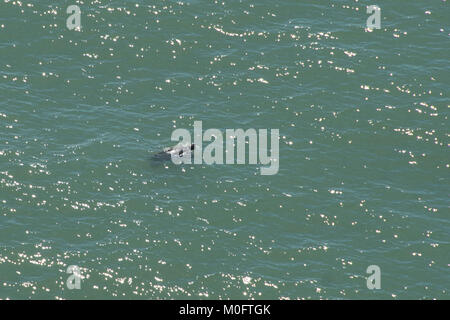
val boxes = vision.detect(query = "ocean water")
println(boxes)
[0,0,448,299]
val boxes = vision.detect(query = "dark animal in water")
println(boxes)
[152,143,195,161]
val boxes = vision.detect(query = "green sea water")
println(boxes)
[0,0,449,299]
